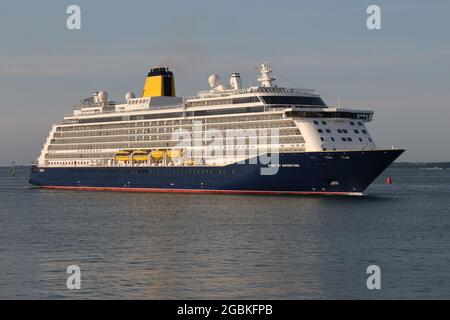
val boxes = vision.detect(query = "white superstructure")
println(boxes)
[37,62,376,168]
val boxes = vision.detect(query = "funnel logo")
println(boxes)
[66,5,81,30]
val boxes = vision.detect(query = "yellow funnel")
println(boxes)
[141,67,175,98]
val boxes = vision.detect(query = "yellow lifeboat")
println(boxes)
[115,150,132,162]
[167,150,183,159]
[132,149,149,162]
[150,150,165,160]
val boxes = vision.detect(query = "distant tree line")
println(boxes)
[391,162,450,169]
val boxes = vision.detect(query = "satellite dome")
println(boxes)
[98,91,108,104]
[125,92,135,102]
[208,74,220,88]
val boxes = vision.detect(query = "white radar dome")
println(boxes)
[208,74,221,88]
[125,92,136,102]
[98,90,108,104]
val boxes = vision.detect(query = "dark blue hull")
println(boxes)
[29,150,404,195]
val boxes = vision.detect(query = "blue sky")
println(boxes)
[1,0,449,164]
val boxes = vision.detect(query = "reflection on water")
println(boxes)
[0,167,450,299]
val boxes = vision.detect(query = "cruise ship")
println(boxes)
[29,62,404,195]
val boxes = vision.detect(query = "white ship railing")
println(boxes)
[186,87,317,100]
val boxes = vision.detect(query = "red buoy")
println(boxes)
[386,177,392,184]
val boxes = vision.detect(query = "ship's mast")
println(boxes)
[257,61,276,87]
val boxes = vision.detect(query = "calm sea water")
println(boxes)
[0,166,449,299]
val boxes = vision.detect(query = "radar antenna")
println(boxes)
[256,61,276,88]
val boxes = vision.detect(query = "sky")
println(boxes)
[0,0,449,165]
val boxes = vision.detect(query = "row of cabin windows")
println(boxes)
[49,161,91,165]
[54,124,298,141]
[317,128,367,134]
[46,166,237,175]
[308,155,351,160]
[180,168,227,175]
[319,136,373,143]
[60,114,285,133]
[313,120,364,126]
[130,99,150,105]
[76,106,267,124]
[126,168,236,175]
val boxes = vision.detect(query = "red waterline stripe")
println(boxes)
[40,186,362,196]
